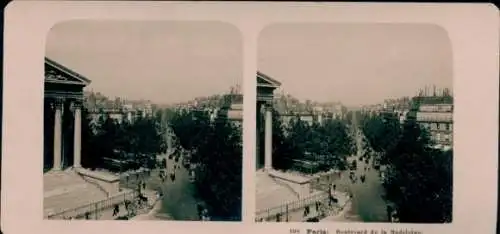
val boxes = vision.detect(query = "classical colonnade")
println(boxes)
[49,97,82,170]
[256,71,281,172]
[263,103,273,171]
[257,101,274,171]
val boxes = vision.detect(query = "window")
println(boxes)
[431,123,437,130]
[440,123,446,130]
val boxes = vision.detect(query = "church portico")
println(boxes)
[256,71,281,171]
[45,98,83,170]
[44,58,128,219]
[44,58,90,171]
[256,72,340,222]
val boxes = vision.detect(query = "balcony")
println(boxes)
[416,112,453,123]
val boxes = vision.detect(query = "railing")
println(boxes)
[255,191,329,221]
[256,169,353,222]
[46,190,138,220]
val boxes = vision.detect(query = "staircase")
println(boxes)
[77,173,110,197]
[256,171,299,213]
[269,175,301,198]
[44,170,83,193]
[44,170,108,217]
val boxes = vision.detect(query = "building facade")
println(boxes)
[256,71,281,170]
[409,96,453,151]
[44,58,90,171]
[87,108,148,125]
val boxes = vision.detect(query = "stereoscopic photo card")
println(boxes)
[2,2,498,234]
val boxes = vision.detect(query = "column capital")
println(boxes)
[70,100,83,111]
[51,97,64,110]
[264,102,274,111]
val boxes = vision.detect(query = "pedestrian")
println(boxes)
[113,204,120,216]
[84,212,90,220]
[124,199,131,214]
[386,206,393,221]
[201,208,209,220]
[197,204,203,218]
[137,183,142,194]
[142,181,146,190]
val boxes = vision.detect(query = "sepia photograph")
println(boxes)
[43,20,243,221]
[2,2,498,234]
[255,23,454,223]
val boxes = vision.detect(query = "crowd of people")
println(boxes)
[152,149,210,221]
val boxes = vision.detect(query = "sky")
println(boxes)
[46,20,243,104]
[258,23,453,107]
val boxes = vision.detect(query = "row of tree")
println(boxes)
[360,112,453,223]
[167,108,242,221]
[270,110,356,171]
[80,108,165,171]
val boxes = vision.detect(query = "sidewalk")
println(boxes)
[320,200,353,222]
[130,197,167,220]
[96,189,159,220]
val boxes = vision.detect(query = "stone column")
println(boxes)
[264,103,273,171]
[52,98,63,170]
[72,100,82,168]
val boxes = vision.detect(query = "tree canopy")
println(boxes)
[270,114,355,172]
[360,112,402,163]
[168,109,212,156]
[360,113,453,223]
[80,109,164,171]
[270,109,296,170]
[167,108,242,221]
[382,120,452,223]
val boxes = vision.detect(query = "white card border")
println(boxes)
[3,2,499,234]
